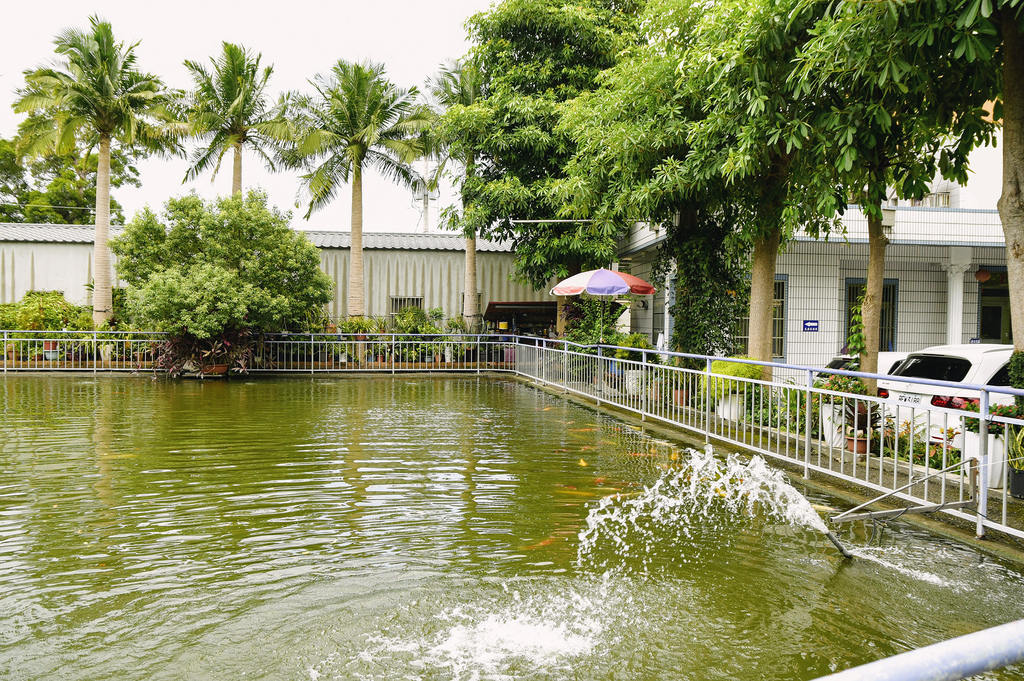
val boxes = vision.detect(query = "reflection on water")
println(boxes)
[1,376,1023,680]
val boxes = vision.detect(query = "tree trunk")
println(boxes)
[749,226,782,381]
[464,234,478,330]
[1001,9,1024,353]
[861,207,889,393]
[92,135,113,327]
[232,141,243,196]
[348,169,365,318]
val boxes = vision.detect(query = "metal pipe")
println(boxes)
[825,530,854,559]
[813,618,1024,680]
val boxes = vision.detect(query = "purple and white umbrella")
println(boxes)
[550,268,656,297]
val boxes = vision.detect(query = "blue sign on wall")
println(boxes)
[803,320,819,332]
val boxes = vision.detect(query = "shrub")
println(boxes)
[701,356,762,396]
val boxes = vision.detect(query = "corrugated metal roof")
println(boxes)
[305,231,514,252]
[0,223,514,252]
[0,223,122,243]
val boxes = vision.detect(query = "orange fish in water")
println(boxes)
[555,448,569,453]
[579,445,596,451]
[579,459,588,467]
[543,406,554,411]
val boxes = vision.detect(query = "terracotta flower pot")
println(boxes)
[845,436,869,454]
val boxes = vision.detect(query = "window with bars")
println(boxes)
[845,279,898,351]
[390,296,424,315]
[734,278,787,360]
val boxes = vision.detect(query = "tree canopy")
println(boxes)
[442,0,645,288]
[111,190,333,337]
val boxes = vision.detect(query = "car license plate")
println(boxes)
[897,393,923,405]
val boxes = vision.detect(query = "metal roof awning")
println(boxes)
[483,301,558,327]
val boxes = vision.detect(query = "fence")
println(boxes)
[4,329,1024,541]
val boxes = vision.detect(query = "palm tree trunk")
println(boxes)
[860,207,888,392]
[749,226,781,381]
[464,233,478,330]
[348,169,365,318]
[232,141,243,196]
[92,135,113,327]
[1001,8,1024,353]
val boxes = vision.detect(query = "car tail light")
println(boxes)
[930,395,978,409]
[877,388,889,398]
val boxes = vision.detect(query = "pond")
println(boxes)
[1,375,1023,680]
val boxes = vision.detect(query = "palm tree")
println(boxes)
[180,42,276,195]
[286,60,430,318]
[14,16,176,327]
[426,60,484,329]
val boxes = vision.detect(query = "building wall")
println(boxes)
[320,247,548,320]
[0,239,549,323]
[0,242,98,306]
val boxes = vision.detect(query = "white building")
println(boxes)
[0,224,549,327]
[619,204,1009,370]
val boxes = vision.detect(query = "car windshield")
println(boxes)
[891,355,972,383]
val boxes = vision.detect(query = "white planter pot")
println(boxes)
[819,403,846,448]
[716,394,742,420]
[624,369,644,396]
[953,431,1006,488]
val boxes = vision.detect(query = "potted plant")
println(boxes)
[957,400,1016,489]
[815,373,871,449]
[614,332,657,396]
[701,357,762,420]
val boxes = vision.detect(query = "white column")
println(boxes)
[944,262,971,345]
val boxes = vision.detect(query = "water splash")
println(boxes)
[341,577,629,680]
[577,446,831,573]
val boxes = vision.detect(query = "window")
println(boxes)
[460,292,482,312]
[735,277,787,360]
[892,355,972,383]
[846,279,897,351]
[390,296,423,315]
[910,192,950,208]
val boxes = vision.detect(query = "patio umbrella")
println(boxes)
[550,268,656,341]
[550,268,656,297]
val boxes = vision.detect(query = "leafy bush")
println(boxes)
[613,332,656,363]
[701,356,762,396]
[0,303,17,330]
[113,191,334,372]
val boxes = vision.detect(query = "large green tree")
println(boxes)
[429,59,485,328]
[673,0,841,376]
[792,2,995,385]
[557,17,752,357]
[450,0,644,289]
[284,60,429,318]
[179,42,278,195]
[13,16,177,327]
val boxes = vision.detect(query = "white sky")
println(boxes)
[0,0,496,232]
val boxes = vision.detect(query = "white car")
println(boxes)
[877,344,1014,409]
[827,352,909,375]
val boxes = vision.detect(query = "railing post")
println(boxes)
[641,350,648,421]
[704,357,712,444]
[2,330,6,374]
[392,334,396,375]
[977,389,990,540]
[562,341,568,392]
[541,339,547,385]
[804,369,813,479]
[476,335,481,375]
[93,331,97,375]
[596,345,603,406]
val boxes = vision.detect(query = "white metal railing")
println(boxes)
[6,329,1024,540]
[511,336,1024,543]
[1,329,165,373]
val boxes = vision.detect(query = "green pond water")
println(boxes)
[1,375,1024,680]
